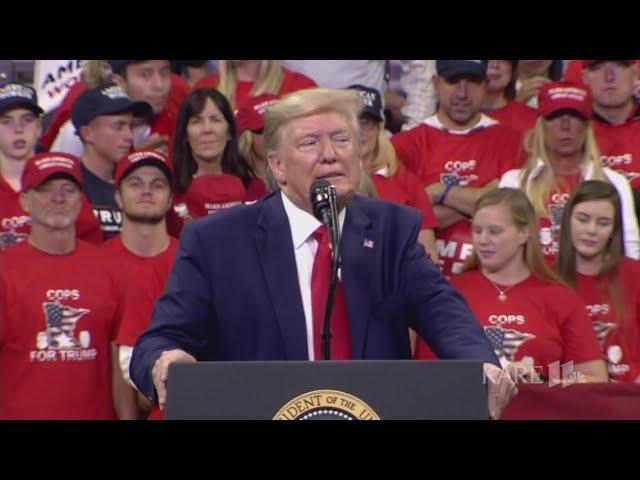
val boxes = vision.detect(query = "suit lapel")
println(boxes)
[255,192,309,360]
[341,196,375,359]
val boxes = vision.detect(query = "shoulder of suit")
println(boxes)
[352,195,421,225]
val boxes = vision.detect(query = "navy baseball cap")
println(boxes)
[436,60,487,81]
[347,84,384,122]
[0,83,44,115]
[71,84,152,130]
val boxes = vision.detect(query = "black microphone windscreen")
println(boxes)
[310,180,331,221]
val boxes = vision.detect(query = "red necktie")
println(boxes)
[311,226,352,360]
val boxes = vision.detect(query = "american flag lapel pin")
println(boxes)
[363,239,374,249]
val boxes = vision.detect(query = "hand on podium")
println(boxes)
[483,363,518,420]
[152,349,196,410]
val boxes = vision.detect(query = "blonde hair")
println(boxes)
[218,61,284,109]
[238,130,253,165]
[81,61,112,88]
[358,172,378,199]
[465,188,566,286]
[264,88,363,156]
[365,122,398,177]
[520,116,606,218]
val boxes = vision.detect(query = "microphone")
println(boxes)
[310,179,333,228]
[309,179,341,360]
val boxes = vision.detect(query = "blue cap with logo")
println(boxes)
[436,60,487,81]
[0,83,44,115]
[71,84,153,130]
[347,84,384,122]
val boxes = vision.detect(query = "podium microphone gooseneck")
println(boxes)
[310,180,341,360]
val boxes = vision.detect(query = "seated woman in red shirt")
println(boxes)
[193,60,316,110]
[415,187,608,384]
[557,180,640,382]
[168,88,267,237]
[482,60,538,135]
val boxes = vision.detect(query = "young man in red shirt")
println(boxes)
[103,149,178,419]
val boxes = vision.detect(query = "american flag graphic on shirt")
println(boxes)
[592,320,617,347]
[42,302,90,349]
[0,230,28,251]
[484,325,536,362]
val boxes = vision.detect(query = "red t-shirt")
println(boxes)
[391,116,525,276]
[246,177,269,202]
[102,235,178,284]
[0,240,125,419]
[574,258,640,382]
[372,166,438,229]
[193,68,317,108]
[415,270,603,379]
[593,119,640,188]
[484,101,538,136]
[115,256,177,422]
[0,174,103,252]
[538,173,582,262]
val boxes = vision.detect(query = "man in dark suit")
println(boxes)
[130,88,516,418]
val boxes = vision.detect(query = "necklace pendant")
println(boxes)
[498,292,507,302]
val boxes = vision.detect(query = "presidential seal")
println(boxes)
[273,390,380,420]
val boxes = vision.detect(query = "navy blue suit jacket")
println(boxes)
[130,192,499,400]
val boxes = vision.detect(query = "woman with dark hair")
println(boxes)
[483,60,538,135]
[557,180,640,382]
[415,188,608,384]
[168,88,267,236]
[516,60,564,108]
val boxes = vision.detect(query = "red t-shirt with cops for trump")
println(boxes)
[593,119,640,189]
[415,270,603,379]
[0,240,125,419]
[391,114,525,277]
[574,258,640,382]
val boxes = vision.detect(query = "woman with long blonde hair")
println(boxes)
[193,60,316,109]
[499,81,639,262]
[415,187,608,384]
[557,180,640,382]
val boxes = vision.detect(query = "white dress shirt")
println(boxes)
[281,192,346,360]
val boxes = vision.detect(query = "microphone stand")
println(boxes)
[321,186,341,361]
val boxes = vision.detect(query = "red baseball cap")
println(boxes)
[538,81,592,119]
[173,174,246,219]
[21,152,83,192]
[583,60,634,69]
[115,149,174,187]
[235,93,279,134]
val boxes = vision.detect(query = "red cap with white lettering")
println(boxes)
[21,152,83,192]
